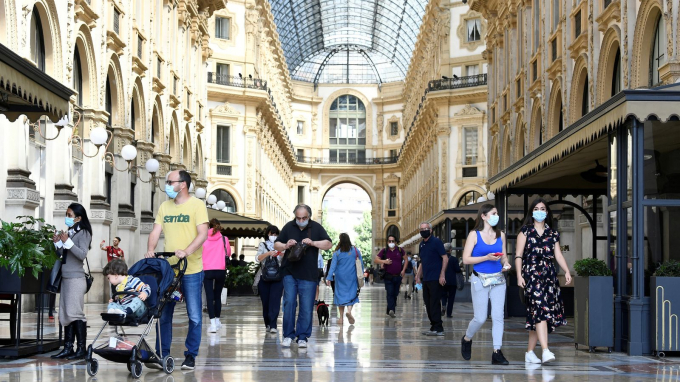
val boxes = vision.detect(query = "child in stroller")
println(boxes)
[104,260,150,320]
[85,253,186,378]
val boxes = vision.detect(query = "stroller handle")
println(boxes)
[154,252,176,257]
[112,291,140,298]
[151,252,188,275]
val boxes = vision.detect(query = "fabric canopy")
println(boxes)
[207,209,271,239]
[489,83,680,192]
[0,43,73,123]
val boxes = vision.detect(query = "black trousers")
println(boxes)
[423,281,443,332]
[440,284,457,317]
[258,279,284,329]
[203,270,226,319]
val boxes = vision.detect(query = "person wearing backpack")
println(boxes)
[256,225,284,333]
[376,234,408,318]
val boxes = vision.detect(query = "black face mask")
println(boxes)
[420,230,431,239]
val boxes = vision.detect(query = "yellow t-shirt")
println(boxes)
[155,196,209,275]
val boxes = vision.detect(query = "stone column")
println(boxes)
[436,123,451,211]
[4,119,40,218]
[244,125,257,217]
[135,140,156,266]
[85,209,113,304]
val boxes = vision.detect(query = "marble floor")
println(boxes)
[0,285,678,381]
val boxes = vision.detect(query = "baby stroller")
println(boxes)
[85,252,186,378]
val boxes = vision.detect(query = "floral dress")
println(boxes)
[521,224,567,333]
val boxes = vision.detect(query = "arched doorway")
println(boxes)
[210,189,237,212]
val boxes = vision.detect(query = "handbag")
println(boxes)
[261,242,283,282]
[377,247,388,278]
[455,272,465,291]
[473,270,506,287]
[286,226,311,262]
[353,247,365,289]
[46,258,63,294]
[84,257,94,293]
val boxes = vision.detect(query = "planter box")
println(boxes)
[0,267,47,294]
[574,276,614,352]
[651,276,680,355]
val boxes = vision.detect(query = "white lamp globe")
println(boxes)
[121,145,137,161]
[207,195,217,204]
[477,196,488,203]
[216,200,226,210]
[195,188,206,199]
[467,200,475,205]
[487,191,495,200]
[211,203,218,209]
[90,127,108,146]
[145,158,160,173]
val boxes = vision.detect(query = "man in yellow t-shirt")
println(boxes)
[145,170,208,370]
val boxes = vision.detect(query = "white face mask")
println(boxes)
[269,236,277,242]
[388,243,396,249]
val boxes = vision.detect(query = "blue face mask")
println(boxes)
[533,210,547,222]
[488,215,500,227]
[165,184,179,199]
[65,217,75,227]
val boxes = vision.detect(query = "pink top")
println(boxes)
[202,228,230,270]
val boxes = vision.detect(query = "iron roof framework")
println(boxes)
[268,0,427,85]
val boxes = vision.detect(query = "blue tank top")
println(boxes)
[471,231,503,274]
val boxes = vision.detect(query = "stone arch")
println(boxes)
[168,113,180,160]
[547,79,563,139]
[529,100,543,150]
[30,0,62,78]
[515,114,526,162]
[207,183,243,212]
[182,125,192,169]
[569,55,589,124]
[74,24,98,108]
[382,223,403,242]
[195,137,204,179]
[631,0,664,88]
[502,125,512,168]
[321,88,373,150]
[106,53,125,126]
[131,76,145,141]
[151,95,164,152]
[450,185,487,208]
[489,134,499,177]
[318,176,376,216]
[596,26,622,105]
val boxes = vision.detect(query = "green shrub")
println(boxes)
[225,262,258,288]
[574,258,612,277]
[653,260,680,277]
[0,216,58,278]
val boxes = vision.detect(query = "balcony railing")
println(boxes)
[428,74,487,91]
[207,73,267,90]
[296,156,399,165]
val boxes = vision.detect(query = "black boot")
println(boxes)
[51,323,75,359]
[66,320,87,360]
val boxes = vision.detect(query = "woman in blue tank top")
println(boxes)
[461,204,511,365]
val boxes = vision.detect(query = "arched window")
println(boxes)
[386,225,400,242]
[73,46,83,106]
[31,7,45,71]
[130,99,135,131]
[210,189,237,212]
[650,15,665,86]
[457,191,482,207]
[105,77,113,126]
[611,47,621,96]
[581,75,589,117]
[329,95,366,163]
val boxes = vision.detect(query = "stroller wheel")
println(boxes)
[162,355,175,374]
[86,358,99,376]
[130,360,143,378]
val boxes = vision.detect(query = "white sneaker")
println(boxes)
[542,349,556,363]
[208,323,217,333]
[216,318,223,328]
[282,337,292,347]
[525,351,542,364]
[297,340,307,348]
[265,325,271,332]
[270,328,278,333]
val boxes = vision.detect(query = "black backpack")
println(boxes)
[260,242,282,282]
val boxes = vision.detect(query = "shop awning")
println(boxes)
[489,83,680,192]
[207,209,271,239]
[0,43,73,123]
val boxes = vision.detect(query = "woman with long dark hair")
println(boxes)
[515,198,572,364]
[461,203,511,365]
[326,233,364,325]
[51,203,92,360]
[202,218,230,333]
[256,225,283,333]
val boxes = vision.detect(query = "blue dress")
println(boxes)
[327,247,364,306]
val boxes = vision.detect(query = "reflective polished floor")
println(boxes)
[1,285,679,381]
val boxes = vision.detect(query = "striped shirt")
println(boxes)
[114,276,151,304]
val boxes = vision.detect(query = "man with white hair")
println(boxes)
[415,222,448,336]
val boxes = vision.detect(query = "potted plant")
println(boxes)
[225,262,258,296]
[573,258,614,353]
[0,216,58,294]
[651,260,680,357]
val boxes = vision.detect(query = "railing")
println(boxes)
[427,74,487,91]
[296,156,399,165]
[216,164,232,175]
[207,73,267,90]
[113,9,120,35]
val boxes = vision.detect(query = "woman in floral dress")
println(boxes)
[515,198,572,364]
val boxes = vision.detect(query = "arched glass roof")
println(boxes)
[268,0,428,85]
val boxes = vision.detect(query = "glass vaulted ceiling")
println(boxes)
[268,0,428,85]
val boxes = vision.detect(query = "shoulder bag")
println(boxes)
[261,242,282,282]
[84,257,94,293]
[287,226,311,262]
[46,257,63,294]
[377,248,387,278]
[353,247,365,289]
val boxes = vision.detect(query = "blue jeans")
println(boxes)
[156,271,204,358]
[282,275,316,342]
[384,275,402,313]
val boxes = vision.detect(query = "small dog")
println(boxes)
[316,301,329,327]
